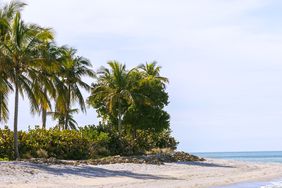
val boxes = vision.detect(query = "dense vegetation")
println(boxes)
[0,126,177,160]
[0,1,177,160]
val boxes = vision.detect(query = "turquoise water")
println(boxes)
[195,151,282,163]
[193,151,282,188]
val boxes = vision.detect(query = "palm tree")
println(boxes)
[0,11,54,159]
[48,108,79,130]
[31,42,61,129]
[0,1,26,123]
[54,47,94,130]
[138,61,169,84]
[88,61,139,132]
[0,57,13,123]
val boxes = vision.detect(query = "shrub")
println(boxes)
[0,126,14,159]
[19,128,91,160]
[80,125,111,158]
[0,157,9,161]
[0,125,178,160]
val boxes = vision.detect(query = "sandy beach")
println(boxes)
[1,159,282,188]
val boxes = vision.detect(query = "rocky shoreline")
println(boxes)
[23,151,205,165]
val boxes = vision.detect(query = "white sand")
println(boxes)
[1,159,282,188]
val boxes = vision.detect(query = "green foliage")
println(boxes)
[0,1,95,159]
[84,125,178,156]
[0,126,14,159]
[88,61,170,133]
[0,1,178,160]
[18,128,90,159]
[79,125,110,157]
[0,157,9,161]
[0,126,178,160]
[52,47,95,130]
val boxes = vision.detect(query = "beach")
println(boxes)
[1,159,282,188]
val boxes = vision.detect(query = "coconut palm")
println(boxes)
[48,108,79,130]
[88,61,140,132]
[0,57,13,123]
[0,1,26,123]
[0,11,54,159]
[54,47,94,130]
[0,1,26,37]
[31,42,61,129]
[0,45,13,123]
[138,61,169,84]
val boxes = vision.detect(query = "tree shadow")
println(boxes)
[174,161,235,168]
[17,162,178,180]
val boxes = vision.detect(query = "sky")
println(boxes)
[2,0,282,152]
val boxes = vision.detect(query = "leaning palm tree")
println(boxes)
[54,47,94,130]
[0,11,54,159]
[88,61,140,132]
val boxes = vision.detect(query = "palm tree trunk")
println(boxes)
[42,108,47,129]
[118,101,122,132]
[0,94,2,123]
[42,88,47,129]
[64,85,71,130]
[59,116,64,130]
[133,127,137,139]
[13,78,20,159]
[64,116,68,130]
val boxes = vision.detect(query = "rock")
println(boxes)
[23,151,205,166]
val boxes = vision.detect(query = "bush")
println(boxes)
[90,125,178,156]
[0,125,178,160]
[18,128,90,160]
[0,126,14,159]
[79,125,111,158]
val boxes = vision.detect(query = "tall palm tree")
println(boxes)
[138,61,169,84]
[0,1,26,123]
[88,61,139,132]
[55,47,94,130]
[0,11,54,159]
[31,42,61,129]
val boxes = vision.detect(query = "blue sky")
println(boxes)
[2,0,282,152]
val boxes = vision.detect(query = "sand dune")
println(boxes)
[1,159,282,188]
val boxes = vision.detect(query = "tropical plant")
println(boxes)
[48,108,79,130]
[89,61,170,137]
[0,9,54,158]
[88,61,141,132]
[0,1,176,160]
[53,47,94,130]
[124,62,170,133]
[0,1,26,123]
[32,42,61,128]
[138,61,169,84]
[0,57,13,123]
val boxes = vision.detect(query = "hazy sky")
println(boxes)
[2,0,282,152]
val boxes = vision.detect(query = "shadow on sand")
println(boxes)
[16,162,177,180]
[174,161,235,168]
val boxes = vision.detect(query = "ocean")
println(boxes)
[194,151,282,188]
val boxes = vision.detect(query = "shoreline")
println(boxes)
[1,159,282,188]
